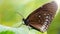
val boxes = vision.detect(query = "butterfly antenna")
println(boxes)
[16,12,26,27]
[16,12,24,18]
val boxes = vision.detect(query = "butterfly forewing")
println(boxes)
[23,1,58,32]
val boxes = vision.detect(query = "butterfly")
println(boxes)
[23,1,58,32]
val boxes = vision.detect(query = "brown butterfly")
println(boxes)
[23,1,58,32]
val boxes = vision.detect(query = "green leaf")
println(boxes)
[0,30,15,34]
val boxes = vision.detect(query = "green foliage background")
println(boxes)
[0,0,60,34]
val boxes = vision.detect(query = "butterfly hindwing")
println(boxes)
[23,1,58,32]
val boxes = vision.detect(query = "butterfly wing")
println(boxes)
[24,1,58,32]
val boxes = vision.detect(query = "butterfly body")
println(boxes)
[23,1,58,32]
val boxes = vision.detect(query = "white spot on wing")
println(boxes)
[44,13,46,15]
[39,25,46,32]
[44,22,47,25]
[45,19,49,21]
[47,14,49,15]
[38,15,41,17]
[46,16,49,18]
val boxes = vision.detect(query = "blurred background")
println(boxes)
[0,0,60,34]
